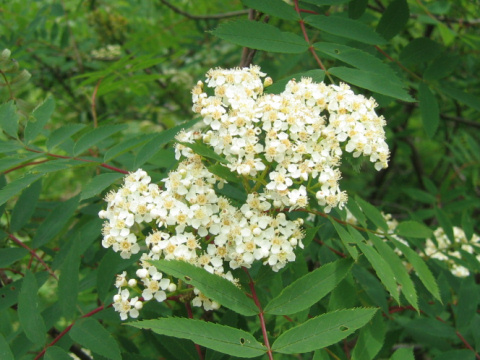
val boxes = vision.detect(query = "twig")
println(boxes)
[185,302,204,360]
[239,10,259,68]
[0,69,14,100]
[4,159,50,174]
[8,234,58,280]
[456,330,480,360]
[91,78,103,129]
[159,0,249,20]
[293,0,334,83]
[25,147,129,174]
[314,239,347,258]
[243,267,274,360]
[34,304,107,360]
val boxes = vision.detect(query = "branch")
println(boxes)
[185,302,204,360]
[25,147,129,174]
[159,0,249,20]
[8,234,58,280]
[34,304,107,360]
[243,267,274,360]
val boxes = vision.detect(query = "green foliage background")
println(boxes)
[0,0,479,359]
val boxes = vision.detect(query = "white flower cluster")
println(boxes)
[91,44,121,60]
[100,157,304,319]
[181,65,389,213]
[424,227,480,277]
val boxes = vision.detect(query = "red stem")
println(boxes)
[8,234,58,280]
[243,267,274,360]
[25,147,129,174]
[185,302,204,360]
[4,159,50,174]
[456,330,480,360]
[34,304,107,360]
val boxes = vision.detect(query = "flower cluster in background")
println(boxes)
[424,227,480,277]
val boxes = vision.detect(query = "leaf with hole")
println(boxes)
[271,308,377,354]
[129,318,266,358]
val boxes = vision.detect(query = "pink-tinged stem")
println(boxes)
[185,302,204,360]
[25,147,129,174]
[8,234,58,280]
[34,304,107,360]
[243,267,274,360]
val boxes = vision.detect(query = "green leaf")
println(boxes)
[352,265,388,313]
[455,277,478,330]
[313,43,402,85]
[265,70,325,95]
[129,318,266,358]
[348,0,368,19]
[396,221,433,238]
[302,225,321,247]
[351,312,385,360]
[423,54,460,81]
[212,20,308,54]
[305,15,387,45]
[81,173,124,200]
[369,233,418,310]
[435,350,475,360]
[403,188,437,204]
[0,100,19,138]
[18,270,46,345]
[10,178,42,232]
[303,0,350,4]
[58,236,81,319]
[180,142,228,164]
[32,194,80,248]
[330,220,359,259]
[399,38,443,65]
[419,83,440,138]
[242,0,299,21]
[73,124,128,156]
[97,250,142,304]
[329,67,414,102]
[151,260,258,316]
[440,85,480,112]
[46,124,86,150]
[24,96,56,143]
[31,159,84,174]
[44,346,73,360]
[103,134,155,162]
[389,236,441,302]
[390,347,414,360]
[0,333,14,360]
[356,241,400,303]
[265,258,353,315]
[69,318,122,360]
[0,173,42,206]
[435,207,454,243]
[376,0,409,40]
[0,152,43,173]
[355,196,388,231]
[0,140,23,153]
[135,118,200,168]
[0,247,28,268]
[271,308,377,354]
[0,271,49,313]
[207,164,239,183]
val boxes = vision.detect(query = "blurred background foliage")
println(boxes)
[0,0,479,359]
